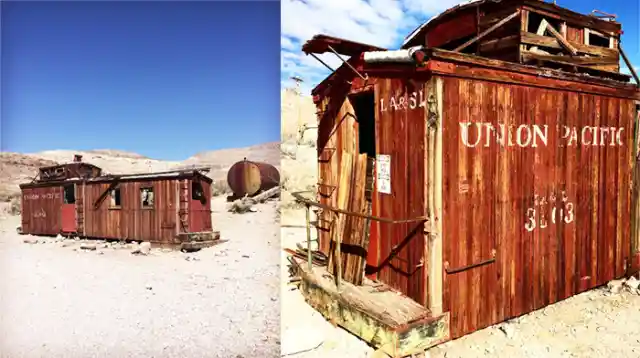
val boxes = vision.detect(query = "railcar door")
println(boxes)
[61,184,77,233]
[189,180,211,233]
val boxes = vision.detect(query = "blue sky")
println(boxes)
[281,0,639,93]
[2,1,280,160]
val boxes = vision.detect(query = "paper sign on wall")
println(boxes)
[376,154,391,194]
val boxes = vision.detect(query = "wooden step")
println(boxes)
[293,258,450,357]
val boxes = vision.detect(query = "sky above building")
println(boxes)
[281,0,640,93]
[2,1,280,160]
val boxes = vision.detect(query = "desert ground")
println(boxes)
[279,88,640,358]
[0,144,280,357]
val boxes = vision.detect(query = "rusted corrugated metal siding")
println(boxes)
[440,76,636,338]
[21,186,64,235]
[83,179,180,244]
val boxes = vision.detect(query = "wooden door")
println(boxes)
[61,184,77,233]
[189,180,211,233]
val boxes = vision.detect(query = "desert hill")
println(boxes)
[0,142,280,203]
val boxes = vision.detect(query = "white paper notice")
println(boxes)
[376,154,391,194]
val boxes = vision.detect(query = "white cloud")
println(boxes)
[280,0,470,93]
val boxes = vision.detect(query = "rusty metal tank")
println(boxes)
[227,159,280,197]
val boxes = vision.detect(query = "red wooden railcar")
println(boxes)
[297,0,640,355]
[19,155,217,249]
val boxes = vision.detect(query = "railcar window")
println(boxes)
[192,182,203,200]
[110,187,121,207]
[63,184,76,204]
[140,187,154,208]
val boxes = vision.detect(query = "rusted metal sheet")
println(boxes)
[227,160,280,197]
[20,186,63,235]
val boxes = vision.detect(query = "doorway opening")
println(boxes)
[349,91,376,200]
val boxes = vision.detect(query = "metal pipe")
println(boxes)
[327,45,368,81]
[305,204,312,271]
[363,46,425,64]
[309,53,336,73]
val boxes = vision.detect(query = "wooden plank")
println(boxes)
[427,77,444,315]
[454,10,520,53]
[620,45,640,86]
[328,152,353,280]
[521,2,621,35]
[522,50,619,66]
[296,261,450,357]
[521,31,619,57]
[341,153,368,284]
[479,35,520,53]
[544,21,578,55]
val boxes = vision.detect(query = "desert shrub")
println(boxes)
[210,180,231,197]
[9,196,21,215]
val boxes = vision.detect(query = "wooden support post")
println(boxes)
[426,77,444,315]
[306,204,312,271]
[620,45,640,86]
[545,22,578,55]
[454,10,521,53]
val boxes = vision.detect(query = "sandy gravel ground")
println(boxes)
[0,197,280,358]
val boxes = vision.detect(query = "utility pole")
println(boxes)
[290,76,304,135]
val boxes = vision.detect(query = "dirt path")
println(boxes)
[281,224,640,358]
[0,197,280,358]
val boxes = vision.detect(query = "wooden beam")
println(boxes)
[521,31,619,57]
[620,45,640,86]
[545,22,578,55]
[522,50,619,65]
[454,10,520,53]
[426,77,444,315]
[479,35,520,53]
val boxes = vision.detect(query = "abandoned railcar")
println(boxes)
[294,1,640,356]
[19,155,218,249]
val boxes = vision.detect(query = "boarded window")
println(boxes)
[140,187,154,208]
[110,187,121,207]
[63,184,75,204]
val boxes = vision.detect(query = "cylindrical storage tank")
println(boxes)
[227,159,280,197]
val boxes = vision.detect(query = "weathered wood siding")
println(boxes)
[21,186,64,235]
[370,78,429,305]
[316,82,360,253]
[440,76,636,338]
[84,179,180,244]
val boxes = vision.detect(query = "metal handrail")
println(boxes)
[291,191,430,224]
[291,190,430,290]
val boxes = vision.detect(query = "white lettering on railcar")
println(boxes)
[459,122,625,148]
[33,208,47,218]
[23,192,60,200]
[379,90,427,112]
[524,189,575,232]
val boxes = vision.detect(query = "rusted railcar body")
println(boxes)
[303,0,640,347]
[20,161,216,247]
